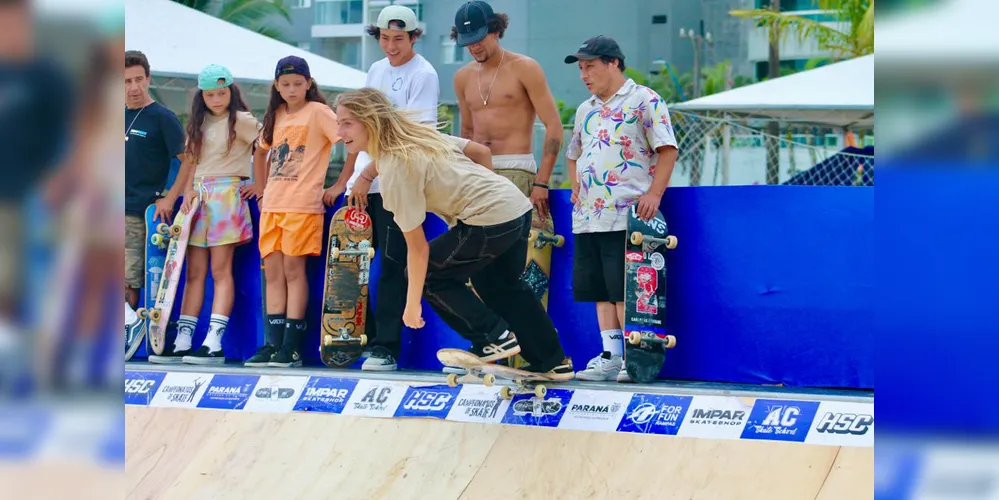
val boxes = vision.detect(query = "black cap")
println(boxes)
[274,55,311,80]
[453,1,494,47]
[564,36,626,64]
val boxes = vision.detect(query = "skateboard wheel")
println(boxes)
[136,307,147,319]
[483,373,496,387]
[169,224,182,237]
[365,248,375,259]
[628,331,643,345]
[149,309,161,322]
[359,334,367,346]
[630,231,644,245]
[156,223,170,235]
[554,235,565,247]
[323,334,333,347]
[665,235,678,249]
[534,385,547,399]
[150,234,163,246]
[500,386,512,400]
[331,247,340,259]
[663,335,677,349]
[447,373,459,388]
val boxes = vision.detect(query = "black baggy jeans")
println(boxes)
[420,210,567,371]
[364,193,407,357]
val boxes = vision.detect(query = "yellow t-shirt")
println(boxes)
[192,110,261,180]
[380,135,533,232]
[258,101,340,214]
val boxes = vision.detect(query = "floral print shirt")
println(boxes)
[566,79,678,234]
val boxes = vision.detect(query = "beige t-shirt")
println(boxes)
[380,135,534,232]
[257,101,340,214]
[193,111,261,180]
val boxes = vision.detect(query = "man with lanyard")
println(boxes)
[345,5,439,371]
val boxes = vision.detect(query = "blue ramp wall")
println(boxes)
[135,186,874,390]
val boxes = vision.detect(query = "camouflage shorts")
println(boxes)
[495,169,534,197]
[125,215,145,289]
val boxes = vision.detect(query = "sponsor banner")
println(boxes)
[197,374,259,410]
[342,380,408,418]
[875,442,923,500]
[741,399,820,442]
[293,377,358,414]
[124,371,166,406]
[677,396,753,440]
[616,393,693,436]
[501,389,572,428]
[0,406,51,459]
[244,375,310,413]
[445,385,509,424]
[804,401,874,447]
[394,384,461,419]
[557,390,631,432]
[150,372,212,408]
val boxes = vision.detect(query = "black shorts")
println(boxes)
[573,231,625,303]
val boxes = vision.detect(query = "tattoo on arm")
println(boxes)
[543,137,561,157]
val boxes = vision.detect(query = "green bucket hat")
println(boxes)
[198,64,234,90]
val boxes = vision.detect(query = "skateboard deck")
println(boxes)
[501,210,564,369]
[129,203,170,360]
[438,348,554,400]
[320,206,374,367]
[145,196,199,356]
[623,205,678,383]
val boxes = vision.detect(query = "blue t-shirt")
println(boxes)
[125,101,185,215]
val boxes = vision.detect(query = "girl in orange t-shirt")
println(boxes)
[245,56,348,368]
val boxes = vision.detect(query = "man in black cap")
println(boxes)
[450,1,562,219]
[563,36,679,383]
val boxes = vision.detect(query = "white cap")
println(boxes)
[376,5,419,31]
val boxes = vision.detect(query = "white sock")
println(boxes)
[175,315,197,351]
[204,314,228,352]
[125,303,138,325]
[601,329,624,357]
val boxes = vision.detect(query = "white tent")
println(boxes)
[670,55,874,128]
[124,0,367,91]
[876,0,999,65]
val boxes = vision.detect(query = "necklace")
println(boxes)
[125,103,148,142]
[477,50,505,106]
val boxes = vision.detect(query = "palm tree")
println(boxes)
[731,0,873,62]
[172,0,293,42]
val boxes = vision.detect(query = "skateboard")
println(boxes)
[500,210,564,369]
[128,203,170,360]
[438,348,554,400]
[320,206,374,367]
[623,205,678,383]
[141,196,199,356]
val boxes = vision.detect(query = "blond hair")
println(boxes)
[334,88,452,169]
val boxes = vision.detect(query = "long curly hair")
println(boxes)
[185,84,250,164]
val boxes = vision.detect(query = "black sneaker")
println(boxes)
[361,346,397,371]
[527,357,576,381]
[268,346,302,368]
[147,345,191,364]
[244,344,277,367]
[182,346,225,365]
[473,332,521,363]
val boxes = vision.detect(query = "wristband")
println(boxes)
[361,174,375,183]
[533,182,549,189]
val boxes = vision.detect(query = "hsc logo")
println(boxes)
[394,385,460,419]
[741,399,820,442]
[124,371,166,405]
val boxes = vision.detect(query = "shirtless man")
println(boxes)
[451,1,562,217]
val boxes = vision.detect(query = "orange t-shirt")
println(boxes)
[258,101,340,214]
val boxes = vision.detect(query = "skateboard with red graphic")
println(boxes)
[141,196,199,355]
[623,205,678,383]
[320,206,374,367]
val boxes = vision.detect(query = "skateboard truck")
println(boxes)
[322,328,367,347]
[528,231,565,249]
[330,240,375,260]
[150,223,171,248]
[629,232,678,250]
[628,331,677,349]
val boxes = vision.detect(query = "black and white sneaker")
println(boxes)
[182,346,225,365]
[528,358,576,381]
[125,318,145,361]
[147,345,191,364]
[474,332,521,363]
[268,347,302,368]
[244,344,277,367]
[361,346,397,371]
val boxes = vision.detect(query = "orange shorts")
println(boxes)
[258,212,324,258]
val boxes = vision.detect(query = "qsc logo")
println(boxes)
[293,377,358,414]
[616,394,692,436]
[124,371,166,405]
[394,385,460,419]
[741,399,820,442]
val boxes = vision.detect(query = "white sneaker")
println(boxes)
[575,351,622,381]
[616,367,633,383]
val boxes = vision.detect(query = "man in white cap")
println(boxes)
[345,4,439,372]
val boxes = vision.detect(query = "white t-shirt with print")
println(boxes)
[346,53,440,195]
[566,79,679,234]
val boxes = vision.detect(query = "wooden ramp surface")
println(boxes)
[126,406,872,500]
